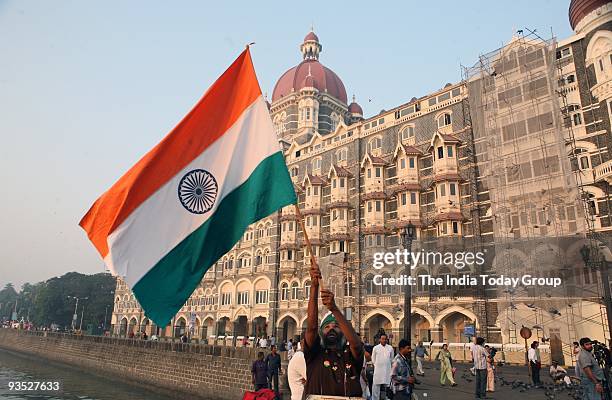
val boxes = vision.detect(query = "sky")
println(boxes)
[0,0,574,290]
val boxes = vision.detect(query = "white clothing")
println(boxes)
[416,356,425,375]
[259,338,268,348]
[528,347,540,363]
[287,351,306,400]
[372,343,394,385]
[371,384,384,400]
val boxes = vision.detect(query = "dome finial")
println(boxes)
[352,94,356,103]
[301,29,321,60]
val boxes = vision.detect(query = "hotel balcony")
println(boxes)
[594,159,612,184]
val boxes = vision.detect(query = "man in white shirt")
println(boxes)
[372,333,394,400]
[287,340,306,400]
[528,341,541,387]
[472,337,488,399]
[259,336,268,349]
[549,361,571,386]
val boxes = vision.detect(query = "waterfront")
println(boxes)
[0,349,169,400]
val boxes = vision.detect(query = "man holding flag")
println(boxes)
[79,47,296,327]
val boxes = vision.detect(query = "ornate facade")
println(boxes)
[112,1,612,364]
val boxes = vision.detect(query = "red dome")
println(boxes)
[348,101,363,115]
[304,31,319,42]
[569,0,610,29]
[272,59,347,103]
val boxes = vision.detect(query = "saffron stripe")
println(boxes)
[80,49,261,258]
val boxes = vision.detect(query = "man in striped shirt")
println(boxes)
[472,337,489,399]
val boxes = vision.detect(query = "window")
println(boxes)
[376,234,383,246]
[438,113,452,128]
[255,290,268,304]
[365,274,376,295]
[337,148,347,162]
[291,282,299,300]
[281,283,289,301]
[367,169,372,179]
[376,200,382,212]
[450,183,456,196]
[410,192,417,204]
[447,146,453,157]
[221,292,232,305]
[368,201,373,213]
[304,281,311,299]
[313,158,322,170]
[567,74,575,83]
[332,179,337,189]
[344,276,353,297]
[401,126,415,141]
[375,167,381,178]
[579,155,590,170]
[368,137,382,152]
[409,157,415,168]
[437,146,444,159]
[340,178,345,188]
[573,113,582,126]
[313,186,319,195]
[291,167,298,177]
[452,221,459,234]
[400,158,406,169]
[401,192,407,206]
[381,273,392,295]
[306,108,311,120]
[439,183,446,197]
[237,291,249,305]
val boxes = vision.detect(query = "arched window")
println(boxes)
[401,125,415,141]
[365,274,376,295]
[312,157,322,171]
[438,267,451,291]
[336,148,348,162]
[368,137,382,153]
[437,113,452,128]
[344,275,354,297]
[330,113,340,132]
[281,283,289,301]
[291,282,300,300]
[415,269,428,293]
[381,273,393,295]
[291,167,299,177]
[304,280,311,300]
[575,148,591,170]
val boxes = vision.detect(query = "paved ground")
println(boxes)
[408,360,582,400]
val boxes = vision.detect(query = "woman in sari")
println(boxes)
[485,345,495,392]
[435,344,457,386]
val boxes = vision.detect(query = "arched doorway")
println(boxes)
[398,314,432,343]
[277,315,298,342]
[234,315,248,337]
[175,317,187,338]
[440,312,473,343]
[364,313,393,344]
[202,317,214,340]
[128,317,138,336]
[217,317,230,336]
[253,316,267,338]
[119,317,128,336]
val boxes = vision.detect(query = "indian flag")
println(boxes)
[79,48,296,326]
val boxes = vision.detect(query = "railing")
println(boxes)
[594,160,612,182]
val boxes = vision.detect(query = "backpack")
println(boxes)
[242,388,276,400]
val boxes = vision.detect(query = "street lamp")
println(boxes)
[401,222,416,346]
[67,296,88,332]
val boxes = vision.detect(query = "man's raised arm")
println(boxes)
[305,258,322,348]
[320,288,363,360]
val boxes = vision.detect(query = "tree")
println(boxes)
[0,283,18,320]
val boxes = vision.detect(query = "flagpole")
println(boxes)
[294,203,323,289]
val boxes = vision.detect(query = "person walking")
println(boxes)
[391,339,416,400]
[485,345,494,393]
[435,344,457,386]
[472,337,488,399]
[265,344,282,396]
[362,345,375,399]
[372,333,394,400]
[287,341,306,400]
[414,341,428,376]
[528,341,542,387]
[251,351,269,391]
[577,337,605,400]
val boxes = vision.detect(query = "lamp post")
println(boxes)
[67,296,88,332]
[581,244,612,348]
[401,222,416,346]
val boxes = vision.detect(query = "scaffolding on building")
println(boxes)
[462,29,607,362]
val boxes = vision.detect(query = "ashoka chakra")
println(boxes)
[178,169,218,214]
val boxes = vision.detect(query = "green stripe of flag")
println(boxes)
[133,151,296,326]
